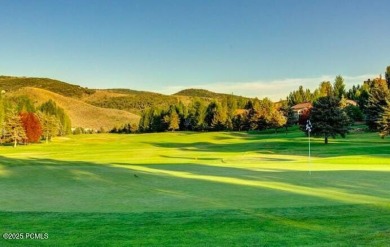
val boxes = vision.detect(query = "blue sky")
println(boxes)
[1,0,389,100]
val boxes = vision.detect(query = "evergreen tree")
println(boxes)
[226,94,237,131]
[309,96,350,144]
[386,66,390,88]
[345,105,364,122]
[357,82,370,110]
[378,101,390,138]
[318,81,333,97]
[176,101,188,130]
[166,108,180,131]
[365,79,390,131]
[347,85,360,100]
[333,75,346,99]
[206,101,226,131]
[190,99,207,131]
[13,96,36,113]
[245,103,259,130]
[151,107,165,132]
[138,110,150,132]
[232,113,246,131]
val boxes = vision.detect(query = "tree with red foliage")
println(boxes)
[19,112,42,143]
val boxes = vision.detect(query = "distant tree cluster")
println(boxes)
[292,67,390,141]
[134,96,290,133]
[87,94,180,115]
[109,123,138,134]
[287,75,347,107]
[3,66,390,142]
[39,99,72,136]
[72,127,96,135]
[307,96,350,144]
[0,93,72,147]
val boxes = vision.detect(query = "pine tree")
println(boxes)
[365,79,390,131]
[319,81,333,97]
[205,101,227,131]
[333,75,346,99]
[189,99,207,131]
[167,110,180,131]
[139,108,152,132]
[378,102,390,138]
[309,96,350,144]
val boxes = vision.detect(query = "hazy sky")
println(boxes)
[1,0,389,100]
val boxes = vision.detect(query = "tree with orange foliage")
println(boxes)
[19,112,42,143]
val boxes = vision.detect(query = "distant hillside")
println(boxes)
[11,87,140,130]
[174,88,250,107]
[104,88,156,95]
[0,75,252,116]
[174,88,222,98]
[84,89,180,114]
[0,76,95,98]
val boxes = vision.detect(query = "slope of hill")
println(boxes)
[173,88,250,108]
[0,76,253,116]
[174,88,250,101]
[11,87,140,130]
[173,88,222,98]
[0,76,95,98]
[84,90,180,114]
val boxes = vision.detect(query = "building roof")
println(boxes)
[234,109,247,115]
[345,99,357,106]
[291,102,312,110]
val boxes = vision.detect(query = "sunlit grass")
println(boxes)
[0,129,389,245]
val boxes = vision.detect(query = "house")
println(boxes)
[345,99,358,106]
[291,102,312,117]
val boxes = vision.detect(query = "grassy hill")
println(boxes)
[84,89,180,114]
[174,88,250,107]
[0,75,253,120]
[85,88,251,114]
[174,88,222,98]
[12,87,140,130]
[0,76,95,98]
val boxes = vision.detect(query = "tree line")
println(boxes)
[0,93,72,147]
[112,66,390,143]
[131,96,290,133]
[293,66,390,142]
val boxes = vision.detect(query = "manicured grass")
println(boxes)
[0,129,389,246]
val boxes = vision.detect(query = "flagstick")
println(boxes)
[308,130,311,175]
[306,120,312,176]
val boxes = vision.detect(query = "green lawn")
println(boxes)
[0,129,389,246]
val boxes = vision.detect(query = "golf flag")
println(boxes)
[306,120,312,132]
